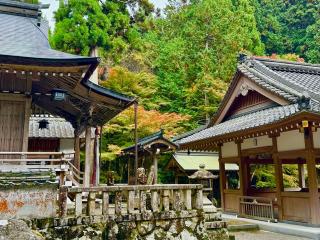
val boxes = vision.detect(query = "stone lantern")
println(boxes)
[189,164,218,213]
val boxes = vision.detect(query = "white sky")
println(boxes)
[41,0,168,29]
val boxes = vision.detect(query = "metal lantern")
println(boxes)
[52,88,67,101]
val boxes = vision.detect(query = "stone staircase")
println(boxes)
[203,197,227,230]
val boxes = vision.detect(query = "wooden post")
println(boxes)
[298,163,306,188]
[134,102,138,185]
[305,125,320,225]
[218,144,226,210]
[153,152,158,184]
[74,130,81,171]
[84,125,92,187]
[92,127,100,186]
[272,135,283,221]
[237,141,247,196]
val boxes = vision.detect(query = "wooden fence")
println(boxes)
[239,196,275,222]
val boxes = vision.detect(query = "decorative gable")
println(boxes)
[214,75,289,124]
[223,90,276,120]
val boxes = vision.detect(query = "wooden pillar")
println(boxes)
[305,125,320,225]
[153,152,158,184]
[237,141,247,196]
[298,163,306,188]
[84,125,92,187]
[134,102,138,184]
[92,127,100,186]
[74,130,81,171]
[272,135,283,221]
[22,97,31,153]
[218,144,226,210]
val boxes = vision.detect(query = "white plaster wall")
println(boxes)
[0,187,57,219]
[313,131,320,149]
[241,135,272,150]
[277,130,305,152]
[221,142,238,158]
[59,139,75,153]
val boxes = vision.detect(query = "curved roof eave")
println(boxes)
[0,54,99,67]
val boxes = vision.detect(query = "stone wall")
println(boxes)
[0,183,58,220]
[33,212,207,240]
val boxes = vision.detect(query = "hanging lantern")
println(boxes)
[52,88,67,101]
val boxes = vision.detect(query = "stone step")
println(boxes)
[205,212,222,222]
[205,221,227,230]
[227,223,259,232]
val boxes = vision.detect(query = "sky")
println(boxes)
[41,0,168,29]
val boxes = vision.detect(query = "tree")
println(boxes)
[143,0,264,122]
[252,0,320,61]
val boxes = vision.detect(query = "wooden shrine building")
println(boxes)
[0,0,135,187]
[123,130,177,184]
[178,55,320,225]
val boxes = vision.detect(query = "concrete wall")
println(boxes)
[0,184,58,220]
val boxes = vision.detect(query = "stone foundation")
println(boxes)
[28,211,208,240]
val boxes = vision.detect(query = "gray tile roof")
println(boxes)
[178,57,320,146]
[29,115,95,139]
[0,14,91,61]
[29,115,75,138]
[178,104,303,144]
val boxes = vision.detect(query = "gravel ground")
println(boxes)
[232,230,311,240]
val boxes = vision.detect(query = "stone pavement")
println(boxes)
[223,214,320,240]
[233,230,311,240]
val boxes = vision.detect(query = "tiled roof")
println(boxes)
[0,12,95,62]
[123,130,177,152]
[178,104,304,144]
[178,57,320,146]
[29,115,74,138]
[29,115,95,139]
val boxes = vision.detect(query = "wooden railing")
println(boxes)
[0,151,85,186]
[239,196,275,222]
[59,184,203,218]
[0,152,70,169]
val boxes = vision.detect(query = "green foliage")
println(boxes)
[252,0,320,62]
[143,0,263,122]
